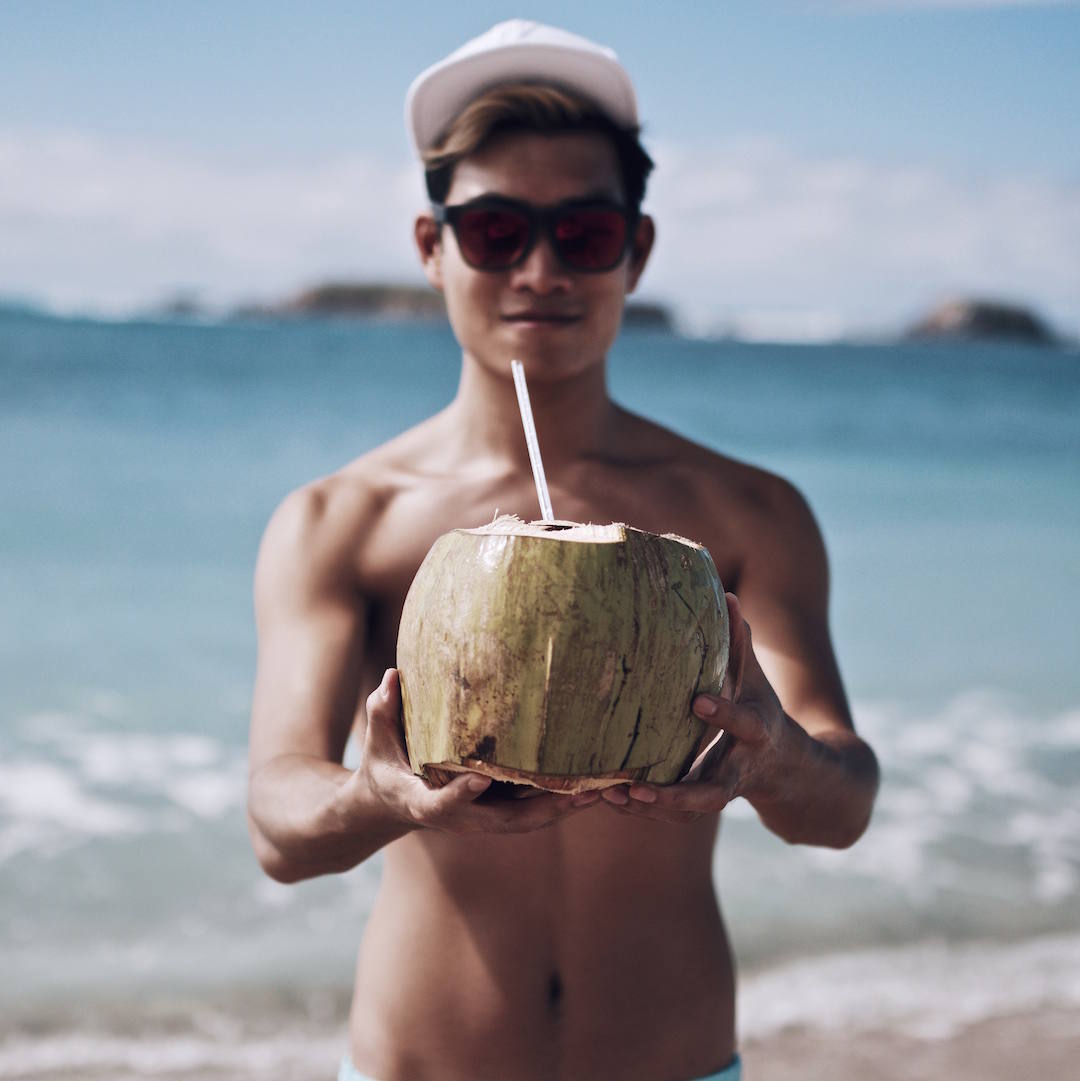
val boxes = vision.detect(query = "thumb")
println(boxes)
[693,697,768,745]
[713,700,768,744]
[692,692,727,730]
[365,668,406,751]
[425,769,493,808]
[715,593,744,703]
[368,667,398,712]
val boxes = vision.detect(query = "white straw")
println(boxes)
[510,359,555,522]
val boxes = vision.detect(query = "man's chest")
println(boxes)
[357,468,741,662]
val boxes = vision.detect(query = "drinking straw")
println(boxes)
[510,359,555,522]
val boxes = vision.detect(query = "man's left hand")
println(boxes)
[600,592,814,824]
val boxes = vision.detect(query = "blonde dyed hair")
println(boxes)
[422,82,653,213]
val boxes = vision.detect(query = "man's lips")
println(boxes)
[501,312,581,324]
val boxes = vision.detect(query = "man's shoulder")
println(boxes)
[625,411,810,521]
[702,452,827,595]
[255,446,405,597]
[621,413,823,593]
[255,413,453,598]
[253,475,371,611]
[261,417,443,549]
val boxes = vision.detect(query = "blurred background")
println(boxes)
[2,3,1078,1079]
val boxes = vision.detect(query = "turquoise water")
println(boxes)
[2,311,1079,1068]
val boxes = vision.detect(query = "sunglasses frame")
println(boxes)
[431,195,637,274]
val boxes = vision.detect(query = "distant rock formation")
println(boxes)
[905,298,1057,345]
[148,291,208,319]
[234,283,445,321]
[232,281,675,331]
[0,296,47,319]
[621,301,674,332]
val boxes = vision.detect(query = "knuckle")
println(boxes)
[406,798,434,826]
[664,790,688,811]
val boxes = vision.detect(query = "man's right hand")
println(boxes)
[346,668,599,836]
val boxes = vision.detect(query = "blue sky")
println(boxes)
[2,0,1078,337]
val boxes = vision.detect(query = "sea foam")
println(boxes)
[739,932,1080,1040]
[0,708,247,863]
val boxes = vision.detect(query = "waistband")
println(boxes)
[339,1053,742,1081]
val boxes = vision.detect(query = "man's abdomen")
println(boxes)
[348,810,736,1081]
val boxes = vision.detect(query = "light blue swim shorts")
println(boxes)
[338,1053,742,1080]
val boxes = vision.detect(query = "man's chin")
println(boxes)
[492,327,608,374]
[495,350,601,383]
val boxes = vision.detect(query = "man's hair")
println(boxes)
[422,83,654,214]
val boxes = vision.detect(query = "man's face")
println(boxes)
[416,130,653,383]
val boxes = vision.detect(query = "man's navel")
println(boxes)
[546,969,564,1017]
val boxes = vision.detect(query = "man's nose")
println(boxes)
[509,233,572,293]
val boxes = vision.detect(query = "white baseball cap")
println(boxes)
[405,20,639,159]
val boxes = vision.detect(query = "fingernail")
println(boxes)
[602,787,629,805]
[629,786,657,803]
[693,696,718,718]
[573,792,600,807]
[467,776,491,793]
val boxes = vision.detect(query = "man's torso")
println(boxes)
[311,404,787,1080]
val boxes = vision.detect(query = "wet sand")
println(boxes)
[742,1007,1080,1080]
[7,1007,1078,1081]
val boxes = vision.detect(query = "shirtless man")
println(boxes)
[247,21,879,1081]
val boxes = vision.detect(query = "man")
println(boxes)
[247,21,878,1081]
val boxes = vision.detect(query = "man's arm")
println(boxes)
[247,482,597,884]
[602,479,879,848]
[246,482,408,881]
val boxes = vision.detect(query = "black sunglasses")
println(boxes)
[432,196,635,273]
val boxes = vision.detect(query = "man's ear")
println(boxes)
[625,214,655,294]
[414,213,444,291]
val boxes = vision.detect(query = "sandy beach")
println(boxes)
[742,1007,1080,1081]
[5,1005,1077,1081]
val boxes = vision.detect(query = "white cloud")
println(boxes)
[0,129,427,314]
[645,136,1080,337]
[1,127,1077,340]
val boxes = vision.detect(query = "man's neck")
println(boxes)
[443,353,621,474]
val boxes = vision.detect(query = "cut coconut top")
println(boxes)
[462,514,625,543]
[460,514,704,549]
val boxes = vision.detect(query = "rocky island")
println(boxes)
[232,281,675,331]
[905,298,1058,345]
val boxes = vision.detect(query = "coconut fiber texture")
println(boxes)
[397,517,729,793]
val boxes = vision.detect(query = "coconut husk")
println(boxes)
[397,515,729,794]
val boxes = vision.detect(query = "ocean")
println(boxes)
[2,310,1079,1078]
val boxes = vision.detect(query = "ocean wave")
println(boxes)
[797,690,1080,904]
[739,932,1080,1041]
[4,690,1079,901]
[3,689,1078,969]
[1,935,1078,1076]
[0,1028,343,1079]
[0,708,247,863]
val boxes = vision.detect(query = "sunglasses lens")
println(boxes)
[553,209,628,270]
[455,207,530,268]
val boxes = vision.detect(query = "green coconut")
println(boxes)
[397,515,729,794]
